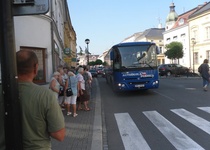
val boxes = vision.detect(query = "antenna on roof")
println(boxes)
[157,17,162,28]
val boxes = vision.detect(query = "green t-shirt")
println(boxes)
[19,82,65,150]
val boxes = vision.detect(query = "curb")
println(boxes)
[91,79,103,150]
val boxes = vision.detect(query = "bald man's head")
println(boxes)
[16,50,38,75]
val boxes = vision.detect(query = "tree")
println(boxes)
[103,61,107,66]
[89,61,96,66]
[164,42,183,64]
[95,59,103,65]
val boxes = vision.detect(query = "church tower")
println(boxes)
[165,2,178,31]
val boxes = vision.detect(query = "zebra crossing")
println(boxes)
[114,107,210,150]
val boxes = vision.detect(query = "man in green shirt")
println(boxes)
[16,50,65,149]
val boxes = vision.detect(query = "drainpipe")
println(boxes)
[50,0,55,72]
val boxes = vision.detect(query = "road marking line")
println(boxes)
[171,108,210,135]
[143,110,204,150]
[153,90,175,101]
[197,107,210,114]
[114,113,151,150]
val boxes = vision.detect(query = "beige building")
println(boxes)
[63,0,77,68]
[188,2,210,73]
[163,3,203,68]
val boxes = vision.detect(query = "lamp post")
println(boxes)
[191,38,196,73]
[85,39,90,65]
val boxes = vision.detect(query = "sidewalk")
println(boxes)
[43,78,103,150]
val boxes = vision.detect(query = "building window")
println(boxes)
[173,36,177,40]
[166,38,170,42]
[206,50,210,62]
[159,47,162,53]
[20,47,46,84]
[205,26,210,40]
[181,34,185,38]
[192,30,198,41]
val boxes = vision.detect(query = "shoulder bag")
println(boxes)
[66,77,73,97]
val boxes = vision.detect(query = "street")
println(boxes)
[98,76,210,150]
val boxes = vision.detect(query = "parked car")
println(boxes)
[158,64,189,76]
[89,69,97,78]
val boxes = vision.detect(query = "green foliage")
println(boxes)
[89,61,95,66]
[95,59,103,65]
[103,61,107,66]
[164,42,183,61]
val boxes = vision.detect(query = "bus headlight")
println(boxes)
[153,81,159,85]
[118,83,125,87]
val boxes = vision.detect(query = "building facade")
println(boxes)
[14,0,76,83]
[188,2,210,72]
[163,5,201,68]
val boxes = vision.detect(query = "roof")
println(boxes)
[166,2,178,22]
[189,2,210,19]
[136,28,165,40]
[170,7,198,29]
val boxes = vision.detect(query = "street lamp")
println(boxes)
[191,38,196,73]
[85,39,90,65]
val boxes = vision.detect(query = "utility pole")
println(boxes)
[0,0,22,149]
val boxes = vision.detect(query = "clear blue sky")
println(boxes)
[67,0,207,55]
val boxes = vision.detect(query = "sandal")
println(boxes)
[84,108,91,111]
[77,108,83,111]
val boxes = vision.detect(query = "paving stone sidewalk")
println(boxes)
[48,78,102,150]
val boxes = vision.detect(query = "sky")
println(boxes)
[67,0,207,55]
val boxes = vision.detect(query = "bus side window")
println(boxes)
[113,49,121,69]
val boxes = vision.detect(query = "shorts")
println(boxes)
[79,90,90,102]
[65,95,77,104]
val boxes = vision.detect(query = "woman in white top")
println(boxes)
[49,71,60,100]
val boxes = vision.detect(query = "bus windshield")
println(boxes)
[113,44,157,70]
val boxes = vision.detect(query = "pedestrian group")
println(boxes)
[16,49,93,149]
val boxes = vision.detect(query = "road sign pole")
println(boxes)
[0,0,22,149]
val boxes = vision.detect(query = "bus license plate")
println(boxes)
[135,84,144,88]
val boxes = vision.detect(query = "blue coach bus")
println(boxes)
[104,42,159,91]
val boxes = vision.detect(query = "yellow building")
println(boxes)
[63,0,77,68]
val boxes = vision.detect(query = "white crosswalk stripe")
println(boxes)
[143,110,203,150]
[114,107,210,150]
[114,113,151,150]
[171,108,210,135]
[197,106,210,114]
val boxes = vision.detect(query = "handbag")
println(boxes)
[66,88,73,97]
[59,87,64,96]
[66,77,73,97]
